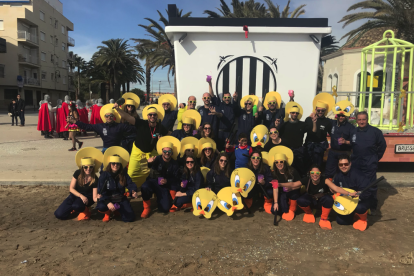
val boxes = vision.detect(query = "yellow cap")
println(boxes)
[162,98,171,104]
[182,117,194,125]
[80,157,94,166]
[267,96,276,102]
[109,156,122,163]
[125,99,135,106]
[147,107,157,114]
[316,101,328,109]
[184,144,195,150]
[202,143,213,150]
[290,107,300,113]
[274,153,287,162]
[162,142,173,150]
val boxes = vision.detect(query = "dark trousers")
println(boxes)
[141,179,172,213]
[278,189,300,214]
[297,193,334,209]
[175,195,192,208]
[11,115,19,125]
[96,198,135,222]
[325,150,350,178]
[336,198,370,225]
[305,141,328,168]
[54,193,93,220]
[217,130,230,152]
[292,147,307,177]
[19,110,25,125]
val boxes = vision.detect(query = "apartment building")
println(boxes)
[0,0,75,109]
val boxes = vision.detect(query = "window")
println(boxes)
[54,19,58,29]
[62,76,66,84]
[55,38,58,46]
[51,72,54,80]
[33,72,38,79]
[62,42,65,51]
[0,64,4,78]
[50,35,53,43]
[40,11,45,21]
[41,71,46,80]
[50,17,53,25]
[62,60,66,68]
[51,54,54,63]
[41,52,46,61]
[61,25,65,34]
[40,31,45,41]
[0,20,4,31]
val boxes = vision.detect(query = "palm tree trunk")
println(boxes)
[127,82,130,92]
[77,68,80,100]
[146,64,151,102]
[122,83,126,95]
[109,79,114,102]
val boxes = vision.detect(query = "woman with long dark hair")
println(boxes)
[66,102,83,151]
[8,99,19,126]
[206,152,231,194]
[199,141,217,169]
[55,147,103,220]
[174,155,203,210]
[194,122,215,140]
[96,147,138,222]
[121,101,139,154]
[247,150,273,212]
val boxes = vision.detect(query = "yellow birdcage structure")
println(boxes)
[359,30,414,130]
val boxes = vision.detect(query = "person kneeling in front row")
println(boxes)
[96,151,138,222]
[280,165,357,230]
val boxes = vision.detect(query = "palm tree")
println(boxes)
[339,0,414,44]
[93,39,144,99]
[73,55,86,100]
[135,44,154,101]
[132,8,192,98]
[318,36,340,91]
[204,0,306,18]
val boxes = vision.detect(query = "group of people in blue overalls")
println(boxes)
[56,78,386,232]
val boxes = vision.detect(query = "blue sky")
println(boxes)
[61,0,363,92]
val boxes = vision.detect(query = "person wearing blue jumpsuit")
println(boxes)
[333,154,374,231]
[232,93,259,145]
[69,115,136,153]
[198,92,219,138]
[350,111,386,211]
[325,115,355,178]
[258,102,285,129]
[174,155,202,209]
[208,79,235,151]
[206,152,231,194]
[96,165,138,222]
[171,126,194,141]
[161,100,178,132]
[141,152,180,214]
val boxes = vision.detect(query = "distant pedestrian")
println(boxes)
[8,99,19,126]
[16,94,25,126]
[66,102,83,151]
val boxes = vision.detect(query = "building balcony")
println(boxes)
[18,54,40,67]
[23,77,41,87]
[68,36,75,46]
[67,51,74,60]
[17,31,38,46]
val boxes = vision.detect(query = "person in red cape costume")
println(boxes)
[90,98,104,137]
[76,100,89,136]
[38,100,53,139]
[57,101,70,140]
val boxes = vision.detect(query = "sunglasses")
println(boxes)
[251,156,261,160]
[337,114,346,117]
[163,150,172,154]
[204,127,211,130]
[83,166,94,169]
[186,161,195,164]
[223,96,231,100]
[290,112,299,115]
[268,101,276,105]
[183,124,191,127]
[111,163,121,166]
[310,171,321,175]
[105,114,114,118]
[186,149,195,153]
[269,131,278,134]
[189,100,196,104]
[316,109,326,113]
[219,159,227,163]
[339,163,349,167]
[245,103,252,106]
[203,97,211,100]
[275,160,284,164]
[148,113,157,117]
[204,148,212,151]
[162,103,170,106]
[126,105,134,108]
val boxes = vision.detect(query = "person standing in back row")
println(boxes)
[350,111,386,214]
[16,94,25,126]
[8,99,19,126]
